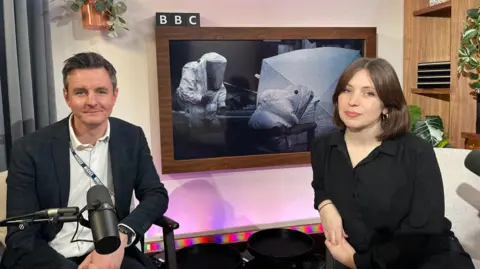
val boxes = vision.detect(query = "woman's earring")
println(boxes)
[382,113,389,122]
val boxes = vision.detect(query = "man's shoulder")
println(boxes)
[14,119,67,146]
[109,117,142,135]
[109,117,139,129]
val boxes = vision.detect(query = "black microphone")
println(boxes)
[464,150,480,177]
[85,185,120,255]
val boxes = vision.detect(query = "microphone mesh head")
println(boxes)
[464,150,480,177]
[87,185,114,209]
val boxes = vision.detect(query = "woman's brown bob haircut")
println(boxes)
[332,58,410,140]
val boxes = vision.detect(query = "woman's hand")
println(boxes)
[319,201,348,245]
[325,238,357,269]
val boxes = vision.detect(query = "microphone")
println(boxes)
[462,150,480,212]
[456,183,480,211]
[84,185,121,255]
[464,150,480,177]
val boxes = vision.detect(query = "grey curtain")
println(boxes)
[0,0,56,171]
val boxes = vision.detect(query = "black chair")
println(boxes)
[141,215,180,269]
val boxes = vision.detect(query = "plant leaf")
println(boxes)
[411,116,444,147]
[105,0,113,10]
[408,105,422,131]
[459,47,469,57]
[116,1,127,14]
[436,138,449,148]
[467,44,477,55]
[471,81,480,88]
[463,28,478,41]
[74,0,85,6]
[467,8,479,19]
[470,72,479,80]
[95,1,106,12]
[469,57,479,68]
[459,56,470,67]
[70,3,80,12]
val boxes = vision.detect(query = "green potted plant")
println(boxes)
[70,0,128,37]
[457,6,480,133]
[408,105,449,148]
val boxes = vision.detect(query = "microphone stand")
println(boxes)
[0,215,79,230]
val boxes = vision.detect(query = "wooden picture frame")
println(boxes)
[156,27,377,174]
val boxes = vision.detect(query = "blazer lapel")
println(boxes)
[108,120,128,201]
[52,118,71,207]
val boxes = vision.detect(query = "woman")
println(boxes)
[310,58,474,269]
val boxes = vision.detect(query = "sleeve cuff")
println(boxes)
[314,191,328,210]
[353,252,370,269]
[118,223,137,247]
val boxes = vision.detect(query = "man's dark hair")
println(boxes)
[62,52,117,90]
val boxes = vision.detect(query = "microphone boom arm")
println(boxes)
[0,215,79,230]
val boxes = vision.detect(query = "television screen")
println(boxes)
[169,39,364,160]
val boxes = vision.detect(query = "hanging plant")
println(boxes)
[457,5,480,134]
[458,7,480,89]
[70,0,128,37]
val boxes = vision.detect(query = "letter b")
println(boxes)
[172,13,186,26]
[156,13,172,26]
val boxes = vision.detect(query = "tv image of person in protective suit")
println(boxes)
[175,52,228,129]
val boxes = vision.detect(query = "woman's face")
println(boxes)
[337,69,388,132]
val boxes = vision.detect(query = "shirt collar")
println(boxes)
[68,114,110,149]
[327,129,398,156]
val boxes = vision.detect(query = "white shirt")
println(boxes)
[48,115,134,258]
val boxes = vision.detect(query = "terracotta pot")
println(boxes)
[81,0,110,30]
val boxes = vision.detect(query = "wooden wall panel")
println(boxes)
[404,0,451,137]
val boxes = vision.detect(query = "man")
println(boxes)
[175,52,228,129]
[1,52,169,269]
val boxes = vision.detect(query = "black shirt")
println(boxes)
[310,130,453,269]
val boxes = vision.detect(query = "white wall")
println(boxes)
[48,0,405,239]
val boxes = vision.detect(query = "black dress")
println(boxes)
[310,130,475,269]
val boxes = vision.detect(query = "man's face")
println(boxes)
[63,68,118,127]
[206,60,226,90]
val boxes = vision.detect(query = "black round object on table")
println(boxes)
[247,228,315,262]
[244,254,326,269]
[176,243,244,269]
